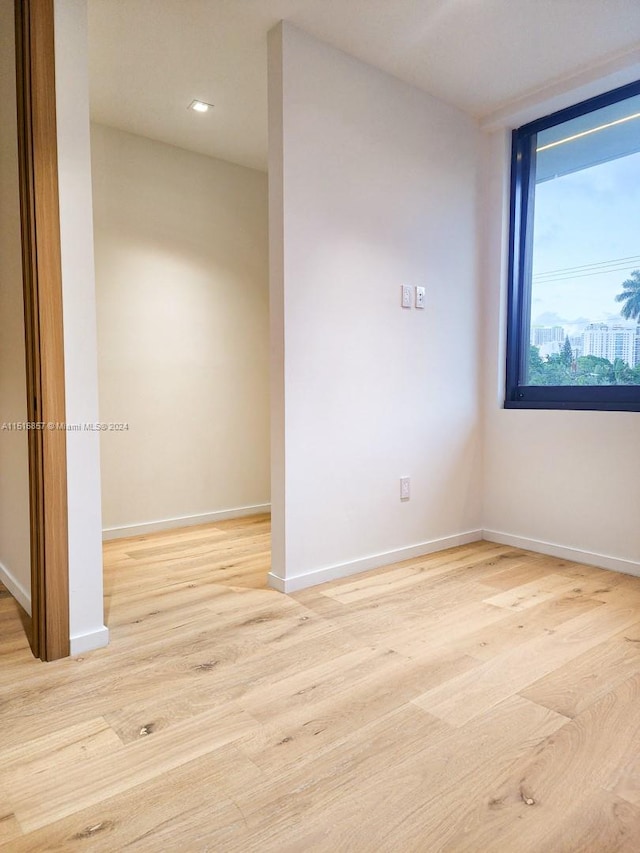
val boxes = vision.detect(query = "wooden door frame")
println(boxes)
[14,0,70,661]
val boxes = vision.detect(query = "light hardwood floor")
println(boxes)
[2,515,640,851]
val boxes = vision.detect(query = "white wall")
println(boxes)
[268,24,483,591]
[0,0,31,613]
[54,0,107,653]
[91,124,270,536]
[481,129,640,572]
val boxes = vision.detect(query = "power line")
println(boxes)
[536,263,639,279]
[533,266,639,284]
[533,254,640,278]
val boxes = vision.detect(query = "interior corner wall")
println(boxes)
[0,0,31,613]
[54,0,108,653]
[480,129,640,572]
[268,23,483,591]
[267,23,286,581]
[90,124,270,535]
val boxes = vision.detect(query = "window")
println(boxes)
[505,80,640,411]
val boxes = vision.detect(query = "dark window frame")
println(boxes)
[505,79,640,412]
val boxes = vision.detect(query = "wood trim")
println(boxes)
[15,0,70,661]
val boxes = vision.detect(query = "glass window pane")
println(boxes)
[527,95,640,387]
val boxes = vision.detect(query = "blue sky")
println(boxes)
[531,150,640,335]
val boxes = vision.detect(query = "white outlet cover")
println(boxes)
[415,286,425,309]
[401,285,412,308]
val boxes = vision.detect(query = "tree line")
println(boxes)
[529,345,640,386]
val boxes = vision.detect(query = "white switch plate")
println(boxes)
[415,286,425,309]
[401,285,412,308]
[400,477,410,501]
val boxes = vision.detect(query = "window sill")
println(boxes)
[504,399,640,412]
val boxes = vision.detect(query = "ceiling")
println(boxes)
[88,0,640,172]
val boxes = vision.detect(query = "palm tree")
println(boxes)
[615,270,640,321]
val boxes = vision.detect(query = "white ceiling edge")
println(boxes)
[89,118,269,175]
[481,45,640,132]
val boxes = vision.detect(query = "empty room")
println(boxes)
[1,0,640,850]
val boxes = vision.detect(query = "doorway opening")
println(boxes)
[87,4,272,613]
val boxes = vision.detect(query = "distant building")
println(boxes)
[582,324,637,367]
[531,326,565,346]
[569,335,583,359]
[538,341,563,360]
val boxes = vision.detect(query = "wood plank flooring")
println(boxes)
[2,515,640,850]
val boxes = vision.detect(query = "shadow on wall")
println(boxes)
[91,123,270,535]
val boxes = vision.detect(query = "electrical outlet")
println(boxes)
[401,285,412,308]
[415,286,425,309]
[400,477,410,501]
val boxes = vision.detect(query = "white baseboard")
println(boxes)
[268,529,484,593]
[70,625,110,656]
[482,529,640,579]
[0,561,31,615]
[102,503,271,541]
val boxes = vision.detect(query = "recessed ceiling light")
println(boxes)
[188,100,213,113]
